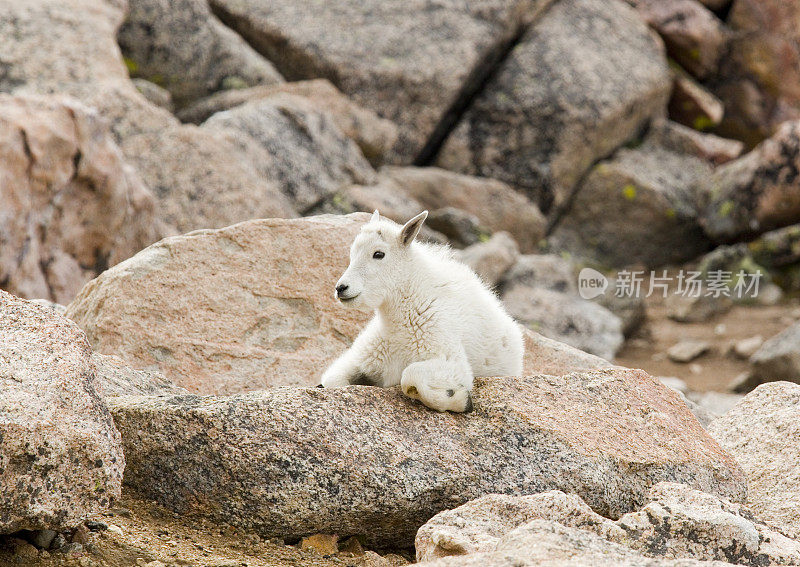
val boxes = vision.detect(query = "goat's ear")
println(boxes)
[399,211,428,246]
[371,209,380,223]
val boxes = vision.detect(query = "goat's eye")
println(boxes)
[373,251,385,259]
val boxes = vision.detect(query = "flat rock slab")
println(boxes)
[417,518,741,566]
[378,166,546,253]
[178,79,399,166]
[110,368,745,547]
[0,291,124,533]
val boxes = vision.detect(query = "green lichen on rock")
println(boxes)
[221,76,249,90]
[718,200,736,218]
[123,57,139,75]
[693,115,714,131]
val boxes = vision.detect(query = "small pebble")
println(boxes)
[667,339,711,363]
[30,528,57,549]
[62,542,84,558]
[339,536,364,555]
[10,538,38,562]
[72,524,90,545]
[106,524,124,537]
[52,533,67,550]
[300,533,339,555]
[733,335,763,359]
[85,520,108,531]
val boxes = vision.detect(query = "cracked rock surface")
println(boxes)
[417,483,800,566]
[0,93,162,304]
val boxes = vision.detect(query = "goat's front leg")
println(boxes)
[400,349,474,413]
[320,319,383,388]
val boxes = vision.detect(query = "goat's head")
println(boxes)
[334,210,428,311]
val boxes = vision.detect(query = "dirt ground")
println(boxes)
[0,490,412,567]
[615,293,799,392]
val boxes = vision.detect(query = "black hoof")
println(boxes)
[315,384,324,389]
[464,392,474,413]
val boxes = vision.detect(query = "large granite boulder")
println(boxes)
[456,232,520,288]
[0,0,298,234]
[549,134,714,268]
[632,0,727,80]
[66,214,610,394]
[118,122,297,232]
[417,483,800,565]
[702,121,800,243]
[0,93,162,304]
[201,94,377,212]
[713,0,800,145]
[499,255,625,360]
[110,368,745,547]
[748,322,800,386]
[437,0,671,212]
[208,0,537,162]
[378,167,546,253]
[709,382,800,541]
[178,79,399,166]
[503,285,624,361]
[66,214,371,394]
[0,291,124,533]
[118,0,284,107]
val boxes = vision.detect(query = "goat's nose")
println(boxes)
[335,283,349,297]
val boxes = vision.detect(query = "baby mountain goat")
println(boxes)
[320,210,524,412]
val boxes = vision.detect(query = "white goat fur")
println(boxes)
[321,211,524,412]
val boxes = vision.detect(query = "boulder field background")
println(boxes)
[2,0,800,565]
